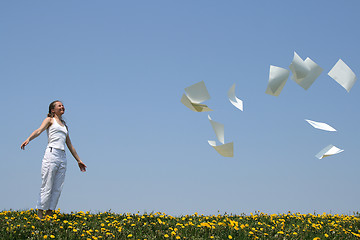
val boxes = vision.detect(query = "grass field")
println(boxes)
[1,210,360,239]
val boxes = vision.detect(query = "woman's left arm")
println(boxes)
[66,134,87,172]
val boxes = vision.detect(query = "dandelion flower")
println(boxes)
[228,235,233,239]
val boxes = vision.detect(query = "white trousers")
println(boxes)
[36,147,67,210]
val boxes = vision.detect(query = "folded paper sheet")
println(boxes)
[289,52,310,82]
[298,58,323,90]
[208,141,234,157]
[328,59,357,92]
[305,119,336,132]
[315,144,344,159]
[289,52,323,90]
[185,81,211,103]
[181,81,213,112]
[208,115,233,157]
[208,115,224,144]
[228,83,243,111]
[181,94,212,112]
[265,65,290,96]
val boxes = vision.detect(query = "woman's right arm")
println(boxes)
[20,117,52,150]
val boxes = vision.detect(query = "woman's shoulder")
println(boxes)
[43,117,54,126]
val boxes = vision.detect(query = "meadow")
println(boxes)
[1,210,360,239]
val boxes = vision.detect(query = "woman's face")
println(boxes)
[52,102,65,116]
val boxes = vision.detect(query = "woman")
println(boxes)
[20,100,87,219]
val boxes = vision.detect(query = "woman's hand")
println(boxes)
[78,161,87,172]
[20,139,29,150]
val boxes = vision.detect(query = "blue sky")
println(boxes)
[1,1,359,215]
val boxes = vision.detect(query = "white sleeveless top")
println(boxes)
[47,118,68,151]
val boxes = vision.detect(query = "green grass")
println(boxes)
[1,210,360,239]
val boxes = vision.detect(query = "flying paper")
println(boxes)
[305,119,336,132]
[289,52,311,82]
[181,94,212,112]
[328,59,357,92]
[208,141,234,157]
[315,144,344,159]
[208,115,233,157]
[228,83,243,111]
[290,55,323,90]
[181,81,213,112]
[208,115,224,144]
[265,65,290,96]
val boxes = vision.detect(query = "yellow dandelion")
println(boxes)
[43,236,48,239]
[50,235,55,239]
[164,234,169,238]
[313,238,321,240]
[228,235,233,239]
[127,234,132,238]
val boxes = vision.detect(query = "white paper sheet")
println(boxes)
[181,81,213,112]
[228,83,243,111]
[184,81,211,104]
[328,59,357,92]
[208,115,224,144]
[291,57,323,90]
[208,141,234,157]
[207,115,233,157]
[315,144,344,159]
[181,94,213,112]
[289,52,311,82]
[265,65,290,96]
[305,119,336,132]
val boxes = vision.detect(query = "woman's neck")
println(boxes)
[54,114,63,122]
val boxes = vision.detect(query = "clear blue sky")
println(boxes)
[1,1,359,215]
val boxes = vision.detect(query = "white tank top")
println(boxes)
[47,118,68,151]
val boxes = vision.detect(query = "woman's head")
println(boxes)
[48,100,65,118]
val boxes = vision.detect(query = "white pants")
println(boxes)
[36,147,67,210]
